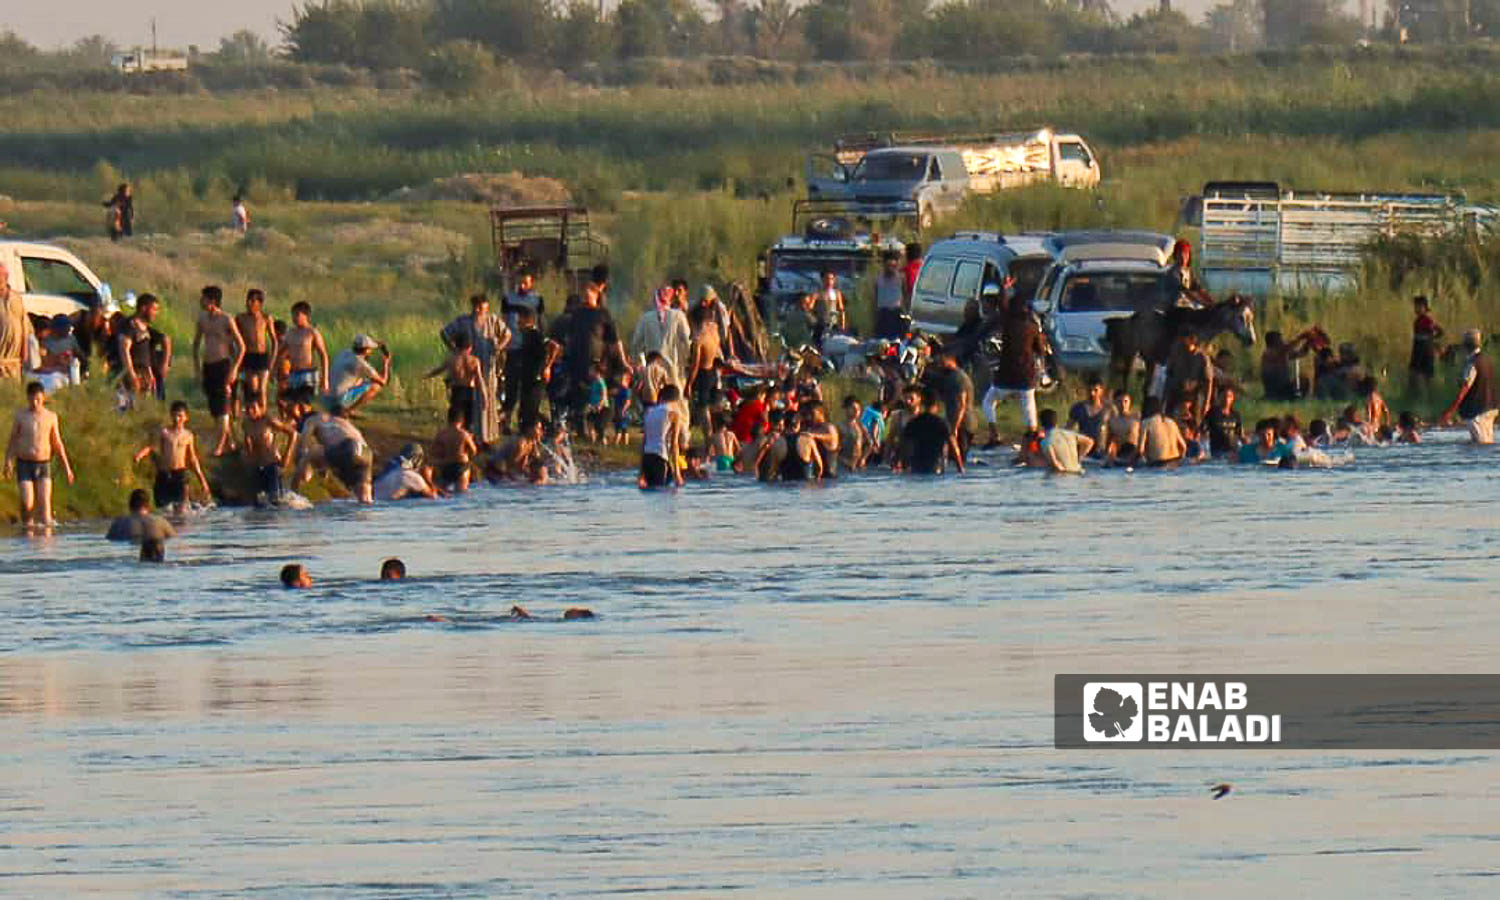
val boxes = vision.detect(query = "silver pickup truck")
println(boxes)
[802,128,1101,231]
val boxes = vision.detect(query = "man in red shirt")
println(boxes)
[731,384,769,444]
[903,242,924,300]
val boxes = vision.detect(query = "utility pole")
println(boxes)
[151,17,158,56]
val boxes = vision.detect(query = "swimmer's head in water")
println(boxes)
[128,489,150,513]
[563,608,596,621]
[280,563,312,589]
[380,558,405,581]
[1038,408,1058,430]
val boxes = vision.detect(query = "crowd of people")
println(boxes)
[3,243,1500,575]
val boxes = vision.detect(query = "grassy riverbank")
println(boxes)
[2,53,1499,523]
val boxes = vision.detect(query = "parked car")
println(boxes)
[802,128,1101,231]
[909,232,1055,335]
[1,241,115,326]
[1031,231,1177,373]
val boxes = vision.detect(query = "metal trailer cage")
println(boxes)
[489,205,609,293]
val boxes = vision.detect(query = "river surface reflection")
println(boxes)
[3,436,1500,895]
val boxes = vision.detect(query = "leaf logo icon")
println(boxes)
[1088,686,1139,738]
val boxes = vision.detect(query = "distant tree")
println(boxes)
[710,0,754,56]
[1204,0,1262,52]
[616,0,705,58]
[0,30,41,66]
[746,0,802,58]
[803,0,926,60]
[282,1,363,64]
[68,35,120,65]
[1110,8,1207,53]
[910,0,1067,60]
[422,39,498,93]
[555,0,617,68]
[281,0,431,69]
[1264,0,1361,47]
[433,0,556,63]
[218,29,273,65]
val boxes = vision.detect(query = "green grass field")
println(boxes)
[3,52,1500,520]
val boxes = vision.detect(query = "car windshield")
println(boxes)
[1059,271,1174,312]
[851,153,928,183]
[1009,257,1052,303]
[770,253,868,294]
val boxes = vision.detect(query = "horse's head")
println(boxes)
[1222,295,1257,347]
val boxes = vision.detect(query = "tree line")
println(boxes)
[3,0,1496,90]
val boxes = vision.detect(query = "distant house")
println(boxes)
[110,51,190,74]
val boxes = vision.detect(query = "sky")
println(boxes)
[9,1,1240,51]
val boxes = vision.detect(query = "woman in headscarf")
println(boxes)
[440,294,510,446]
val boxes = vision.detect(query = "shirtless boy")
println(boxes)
[5,382,76,530]
[235,288,278,412]
[241,395,297,506]
[134,401,212,515]
[426,332,482,429]
[193,285,246,456]
[274,301,330,404]
[428,407,479,493]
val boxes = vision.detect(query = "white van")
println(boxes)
[0,241,115,321]
[909,232,1055,334]
[1032,232,1177,373]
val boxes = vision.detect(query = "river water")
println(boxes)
[4,433,1500,897]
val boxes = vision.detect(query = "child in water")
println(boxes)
[1396,410,1423,444]
[708,412,740,474]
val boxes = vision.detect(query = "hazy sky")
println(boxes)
[10,1,288,50]
[10,1,1241,50]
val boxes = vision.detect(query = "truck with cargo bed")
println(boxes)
[801,128,1100,232]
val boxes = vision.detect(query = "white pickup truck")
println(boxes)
[802,127,1101,231]
[1,241,116,322]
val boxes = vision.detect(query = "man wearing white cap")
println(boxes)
[326,333,390,415]
[1441,328,1498,444]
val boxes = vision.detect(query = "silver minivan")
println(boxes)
[909,232,1054,334]
[1032,232,1177,373]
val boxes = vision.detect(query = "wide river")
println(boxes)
[4,433,1500,897]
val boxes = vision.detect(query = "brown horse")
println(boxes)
[1102,295,1257,394]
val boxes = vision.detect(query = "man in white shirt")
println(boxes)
[326,334,390,414]
[1039,407,1093,475]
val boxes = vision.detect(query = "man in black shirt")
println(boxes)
[982,298,1047,446]
[550,265,625,434]
[899,388,965,476]
[1204,385,1243,457]
[505,307,561,431]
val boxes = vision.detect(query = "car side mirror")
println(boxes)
[1031,297,1050,316]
